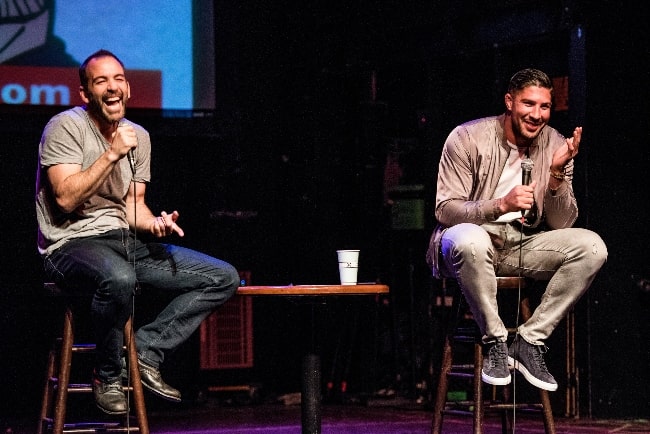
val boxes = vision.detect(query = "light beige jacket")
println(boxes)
[426,114,578,277]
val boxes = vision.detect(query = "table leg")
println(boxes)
[301,352,321,434]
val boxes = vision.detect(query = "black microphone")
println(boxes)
[114,120,136,175]
[521,157,534,185]
[128,148,136,175]
[521,158,534,216]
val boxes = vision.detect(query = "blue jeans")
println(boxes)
[44,229,239,382]
[439,222,607,345]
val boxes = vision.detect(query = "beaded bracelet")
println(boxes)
[493,198,502,217]
[549,168,565,180]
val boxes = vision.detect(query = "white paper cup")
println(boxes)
[337,250,359,285]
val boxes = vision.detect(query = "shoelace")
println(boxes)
[488,343,508,368]
[98,380,123,392]
[532,344,550,373]
[107,382,123,391]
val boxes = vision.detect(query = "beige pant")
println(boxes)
[438,222,607,345]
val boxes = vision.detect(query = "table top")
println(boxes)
[236,284,389,296]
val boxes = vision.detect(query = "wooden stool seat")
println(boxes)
[38,283,149,434]
[431,277,556,434]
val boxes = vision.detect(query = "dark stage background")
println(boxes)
[2,0,649,423]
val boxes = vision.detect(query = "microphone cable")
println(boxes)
[116,120,139,429]
[511,151,532,433]
[510,218,525,433]
[128,125,139,430]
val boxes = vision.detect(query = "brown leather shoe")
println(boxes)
[138,360,182,402]
[93,378,128,415]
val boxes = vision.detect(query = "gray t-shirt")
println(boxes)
[36,106,151,256]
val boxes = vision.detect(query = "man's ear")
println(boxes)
[79,85,90,104]
[504,93,513,111]
[126,81,131,100]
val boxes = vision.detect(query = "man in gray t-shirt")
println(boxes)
[35,49,239,415]
[36,106,151,256]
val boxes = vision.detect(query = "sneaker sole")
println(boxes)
[481,370,511,386]
[507,356,558,391]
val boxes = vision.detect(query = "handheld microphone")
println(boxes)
[128,148,136,175]
[114,120,136,174]
[521,157,534,216]
[521,157,534,185]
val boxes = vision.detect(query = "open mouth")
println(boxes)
[103,96,123,112]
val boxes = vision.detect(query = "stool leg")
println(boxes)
[431,334,452,434]
[539,389,556,434]
[521,295,556,434]
[432,288,464,434]
[500,384,513,434]
[124,316,149,434]
[37,346,57,434]
[52,307,74,434]
[473,343,483,434]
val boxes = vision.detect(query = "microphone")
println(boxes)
[128,148,136,175]
[521,157,534,185]
[521,157,534,216]
[114,120,136,175]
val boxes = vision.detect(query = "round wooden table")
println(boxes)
[236,284,389,434]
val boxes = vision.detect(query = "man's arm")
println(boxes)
[542,127,581,229]
[125,181,185,237]
[46,124,136,213]
[435,126,505,226]
[47,152,120,213]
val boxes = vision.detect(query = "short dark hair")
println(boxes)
[78,49,125,89]
[507,68,553,97]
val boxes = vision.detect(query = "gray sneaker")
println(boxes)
[507,335,558,391]
[481,341,511,385]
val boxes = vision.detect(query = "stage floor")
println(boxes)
[13,395,650,434]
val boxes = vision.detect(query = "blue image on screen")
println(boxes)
[52,0,193,111]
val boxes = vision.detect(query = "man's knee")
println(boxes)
[222,264,240,295]
[554,229,608,279]
[206,261,240,297]
[575,228,608,267]
[98,268,137,302]
[442,223,493,256]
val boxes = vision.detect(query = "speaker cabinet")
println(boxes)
[199,271,253,370]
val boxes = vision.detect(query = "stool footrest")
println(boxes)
[450,363,474,370]
[443,402,543,416]
[71,344,97,353]
[484,402,544,411]
[66,384,135,393]
[448,372,475,379]
[59,422,140,433]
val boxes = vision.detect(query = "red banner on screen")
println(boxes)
[0,66,162,109]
